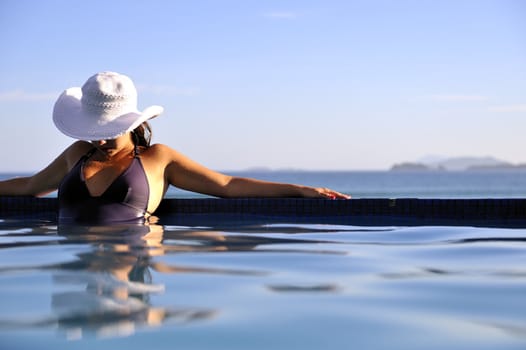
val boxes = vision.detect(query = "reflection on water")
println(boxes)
[0,220,525,349]
[0,223,223,339]
[52,224,218,339]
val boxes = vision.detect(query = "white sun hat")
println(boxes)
[52,71,163,140]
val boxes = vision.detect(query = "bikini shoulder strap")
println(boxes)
[84,148,97,159]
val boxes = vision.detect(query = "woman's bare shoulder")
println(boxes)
[68,140,92,150]
[144,143,183,159]
[142,144,198,171]
[63,141,93,165]
[147,143,169,151]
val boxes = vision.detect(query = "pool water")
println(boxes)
[0,219,525,349]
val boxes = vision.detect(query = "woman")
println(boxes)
[0,72,350,223]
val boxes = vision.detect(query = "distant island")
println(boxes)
[391,156,526,172]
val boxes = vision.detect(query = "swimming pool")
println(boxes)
[1,205,525,349]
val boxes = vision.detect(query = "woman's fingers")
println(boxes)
[317,187,351,199]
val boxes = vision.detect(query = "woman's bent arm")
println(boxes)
[0,160,67,197]
[0,141,88,197]
[0,177,37,196]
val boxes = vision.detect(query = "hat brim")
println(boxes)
[53,87,163,141]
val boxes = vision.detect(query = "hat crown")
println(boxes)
[80,72,138,123]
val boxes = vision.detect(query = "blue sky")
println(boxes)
[1,0,525,171]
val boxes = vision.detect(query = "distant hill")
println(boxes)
[390,162,442,172]
[391,156,522,171]
[467,163,526,171]
[432,156,511,171]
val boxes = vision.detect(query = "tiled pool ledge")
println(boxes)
[1,197,526,228]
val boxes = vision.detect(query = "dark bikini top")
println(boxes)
[58,148,151,224]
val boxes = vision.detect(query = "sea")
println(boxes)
[168,170,526,199]
[1,170,525,349]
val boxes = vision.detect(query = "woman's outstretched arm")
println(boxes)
[218,176,350,199]
[160,144,350,199]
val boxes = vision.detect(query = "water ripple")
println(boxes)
[0,221,524,349]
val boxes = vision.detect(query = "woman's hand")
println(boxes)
[300,186,351,199]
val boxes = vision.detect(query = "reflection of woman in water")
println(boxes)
[0,71,350,224]
[53,224,215,338]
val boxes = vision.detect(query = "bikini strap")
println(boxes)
[84,148,97,159]
[75,148,97,167]
[132,132,141,158]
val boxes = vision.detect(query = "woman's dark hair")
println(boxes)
[132,122,152,148]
